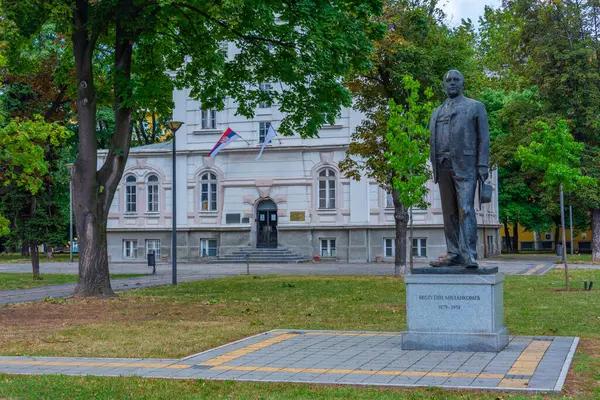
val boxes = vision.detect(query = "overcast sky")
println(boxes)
[440,0,501,27]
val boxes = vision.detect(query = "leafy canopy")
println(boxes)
[386,76,432,208]
[0,116,71,194]
[516,120,595,193]
[3,0,385,139]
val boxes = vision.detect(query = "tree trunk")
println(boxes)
[45,244,54,259]
[71,0,134,297]
[21,241,29,257]
[393,189,409,276]
[71,1,113,297]
[592,209,600,262]
[513,220,519,253]
[503,220,512,253]
[31,239,40,280]
[73,209,114,297]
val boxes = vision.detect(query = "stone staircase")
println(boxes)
[211,247,310,263]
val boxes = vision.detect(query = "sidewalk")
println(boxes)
[0,330,579,392]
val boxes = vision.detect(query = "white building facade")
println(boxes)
[101,87,501,263]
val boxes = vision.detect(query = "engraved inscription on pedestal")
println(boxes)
[402,273,509,352]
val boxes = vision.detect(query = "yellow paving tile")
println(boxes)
[508,340,551,376]
[280,368,305,373]
[402,371,427,377]
[253,367,282,372]
[426,372,453,378]
[498,378,529,388]
[327,369,349,374]
[478,373,505,379]
[377,370,403,376]
[451,372,479,378]
[303,368,329,374]
[164,364,190,369]
[201,333,301,367]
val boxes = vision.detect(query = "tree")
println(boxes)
[4,0,383,296]
[476,87,553,252]
[479,0,600,258]
[516,120,595,289]
[0,216,8,237]
[385,76,432,274]
[0,117,71,279]
[339,0,475,273]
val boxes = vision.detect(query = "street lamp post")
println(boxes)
[66,163,74,263]
[167,121,184,285]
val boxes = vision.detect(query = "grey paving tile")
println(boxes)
[470,378,502,387]
[388,375,421,385]
[443,377,476,387]
[236,371,274,381]
[310,373,349,383]
[360,374,396,384]
[416,376,449,386]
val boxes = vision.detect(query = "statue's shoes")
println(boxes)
[429,257,463,267]
[465,260,479,269]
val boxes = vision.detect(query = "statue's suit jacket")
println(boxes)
[429,96,490,184]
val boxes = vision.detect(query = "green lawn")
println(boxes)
[0,375,566,400]
[0,253,78,264]
[0,270,598,398]
[563,254,599,264]
[0,273,148,290]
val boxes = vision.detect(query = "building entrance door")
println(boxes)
[257,199,277,248]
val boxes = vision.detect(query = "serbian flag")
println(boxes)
[208,128,241,157]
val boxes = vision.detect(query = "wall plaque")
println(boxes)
[290,211,306,222]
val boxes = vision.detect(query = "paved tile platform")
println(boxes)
[0,330,578,392]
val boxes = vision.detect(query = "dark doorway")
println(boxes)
[257,199,277,248]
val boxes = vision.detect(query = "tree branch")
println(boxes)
[173,2,295,48]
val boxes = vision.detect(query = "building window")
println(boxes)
[219,42,228,59]
[201,109,217,129]
[125,175,137,213]
[146,239,160,258]
[384,238,395,257]
[259,121,271,144]
[487,235,493,253]
[386,191,394,208]
[258,82,272,108]
[147,174,159,213]
[200,239,217,257]
[321,239,336,257]
[123,240,138,259]
[412,238,427,257]
[200,172,218,211]
[318,168,336,209]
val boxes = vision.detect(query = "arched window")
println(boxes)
[318,168,336,209]
[147,174,159,213]
[125,175,137,213]
[201,172,218,211]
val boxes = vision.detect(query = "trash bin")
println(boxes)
[148,252,156,275]
[147,252,156,267]
[557,244,563,256]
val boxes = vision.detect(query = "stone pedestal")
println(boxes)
[401,270,509,352]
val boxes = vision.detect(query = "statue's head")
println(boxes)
[443,70,464,99]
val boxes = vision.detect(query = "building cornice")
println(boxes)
[98,143,350,157]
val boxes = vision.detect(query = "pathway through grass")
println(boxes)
[0,273,148,290]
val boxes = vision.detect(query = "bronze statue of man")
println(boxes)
[429,70,490,268]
